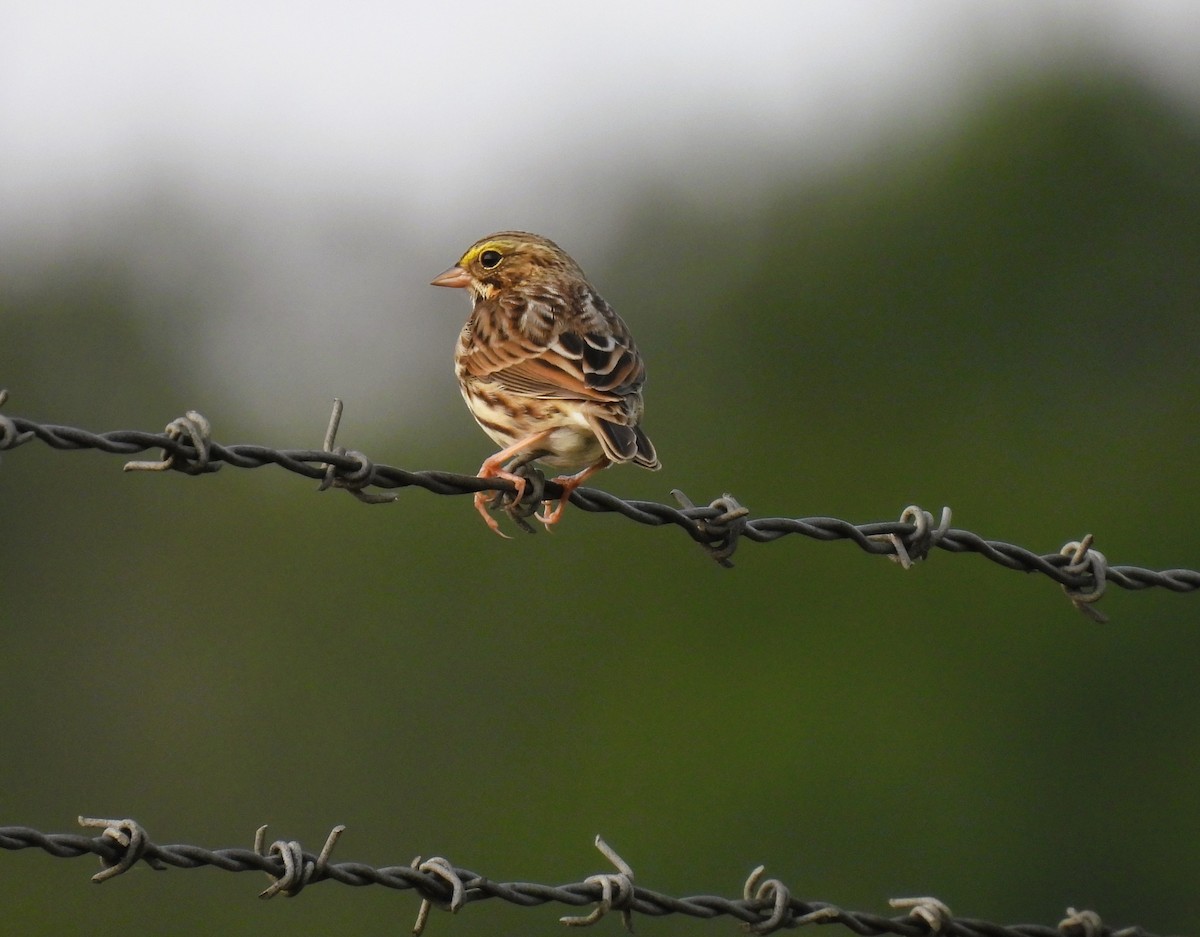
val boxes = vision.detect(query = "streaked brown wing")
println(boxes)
[461,293,646,405]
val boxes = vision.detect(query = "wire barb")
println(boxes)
[1059,535,1110,623]
[0,389,34,449]
[561,836,636,931]
[672,490,751,567]
[317,398,398,503]
[889,896,953,933]
[77,816,165,881]
[741,866,794,934]
[123,410,218,475]
[877,505,952,569]
[253,823,345,898]
[1058,907,1104,937]
[410,856,467,935]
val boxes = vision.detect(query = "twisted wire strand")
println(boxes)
[0,822,1159,937]
[2,402,1197,600]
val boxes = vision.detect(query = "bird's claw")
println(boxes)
[473,472,528,538]
[535,475,580,528]
[536,500,565,528]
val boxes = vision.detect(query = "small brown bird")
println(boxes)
[432,231,659,535]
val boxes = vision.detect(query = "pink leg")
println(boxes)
[538,458,610,528]
[473,430,553,537]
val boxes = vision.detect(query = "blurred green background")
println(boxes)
[3,41,1200,937]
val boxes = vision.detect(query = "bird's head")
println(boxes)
[431,231,585,302]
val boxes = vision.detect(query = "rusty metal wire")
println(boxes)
[0,820,1162,937]
[2,394,1198,616]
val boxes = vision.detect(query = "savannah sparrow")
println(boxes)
[432,231,660,535]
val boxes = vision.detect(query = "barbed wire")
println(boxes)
[0,819,1160,937]
[2,392,1198,620]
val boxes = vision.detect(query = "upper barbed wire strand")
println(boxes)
[1,400,1197,598]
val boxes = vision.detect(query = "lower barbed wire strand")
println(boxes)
[0,823,1159,937]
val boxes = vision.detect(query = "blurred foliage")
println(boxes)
[3,71,1199,935]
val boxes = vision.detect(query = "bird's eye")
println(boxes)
[479,249,502,269]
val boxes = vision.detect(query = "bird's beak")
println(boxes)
[431,265,472,289]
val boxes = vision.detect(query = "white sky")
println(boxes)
[4,2,1198,222]
[2,1,1198,427]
